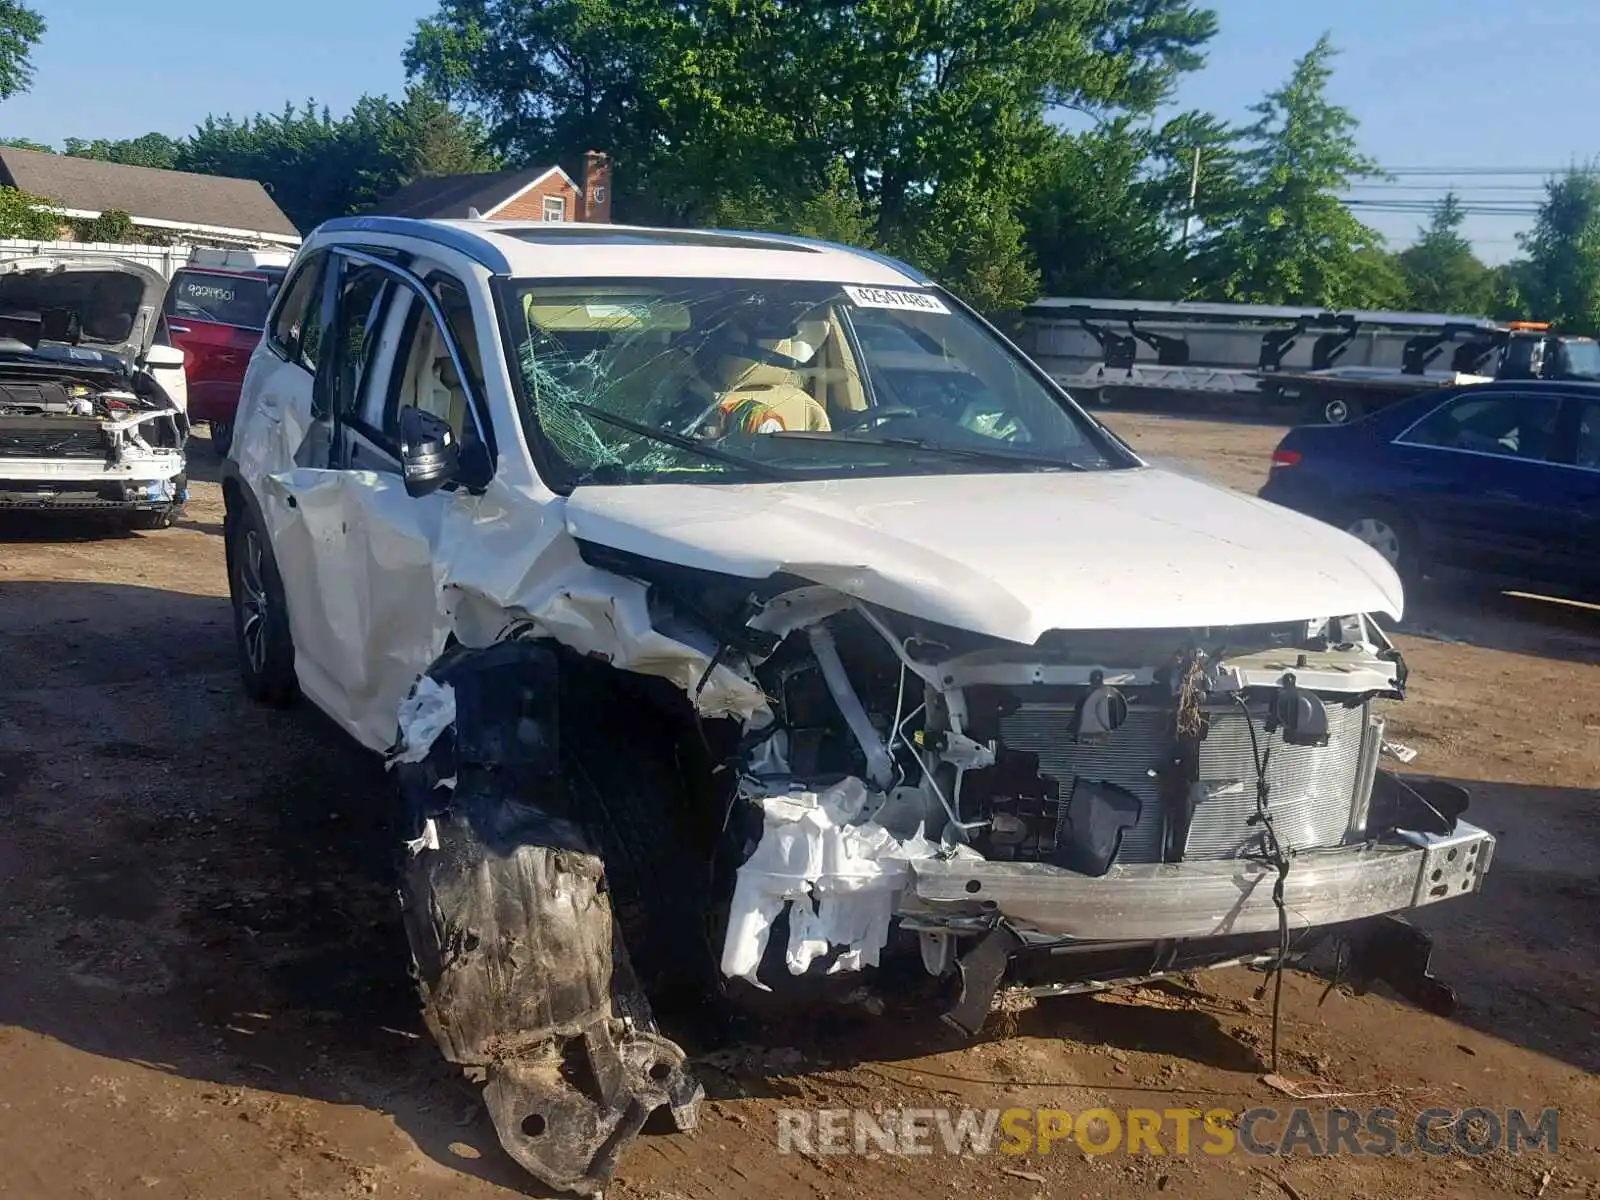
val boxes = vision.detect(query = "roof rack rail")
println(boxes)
[703,229,930,284]
[317,215,514,274]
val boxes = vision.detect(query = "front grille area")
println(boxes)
[997,700,1374,864]
[0,427,105,458]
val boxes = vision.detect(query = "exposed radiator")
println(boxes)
[0,428,105,458]
[996,700,1377,865]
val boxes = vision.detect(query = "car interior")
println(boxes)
[520,291,924,445]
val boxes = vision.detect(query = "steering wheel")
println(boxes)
[834,405,920,430]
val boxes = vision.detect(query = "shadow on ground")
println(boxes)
[1397,586,1600,667]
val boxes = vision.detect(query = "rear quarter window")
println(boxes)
[166,270,273,331]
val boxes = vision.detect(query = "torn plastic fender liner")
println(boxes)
[394,641,702,1196]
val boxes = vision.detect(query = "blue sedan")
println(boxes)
[1258,380,1600,598]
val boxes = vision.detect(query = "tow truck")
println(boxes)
[1259,320,1600,423]
[1021,298,1600,423]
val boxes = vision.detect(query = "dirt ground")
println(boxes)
[1,413,1595,1200]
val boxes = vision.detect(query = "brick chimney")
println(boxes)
[581,150,612,224]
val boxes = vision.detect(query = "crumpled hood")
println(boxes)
[562,466,1404,642]
[0,255,168,361]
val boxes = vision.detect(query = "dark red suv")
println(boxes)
[161,265,284,455]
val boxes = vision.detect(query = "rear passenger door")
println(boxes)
[233,250,330,475]
[265,249,495,747]
[1389,389,1571,583]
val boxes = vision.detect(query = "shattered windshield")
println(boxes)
[504,277,1128,485]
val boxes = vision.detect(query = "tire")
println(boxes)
[557,667,718,1009]
[1343,506,1423,596]
[1323,395,1361,425]
[228,503,297,705]
[397,647,720,1039]
[211,421,234,458]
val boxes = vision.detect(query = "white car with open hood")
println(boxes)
[223,217,1495,1196]
[0,255,190,526]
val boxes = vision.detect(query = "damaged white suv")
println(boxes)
[224,217,1496,1195]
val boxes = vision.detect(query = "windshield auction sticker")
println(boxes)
[844,285,950,314]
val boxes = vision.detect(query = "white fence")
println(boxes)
[0,238,197,280]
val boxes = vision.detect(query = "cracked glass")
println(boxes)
[504,278,1130,486]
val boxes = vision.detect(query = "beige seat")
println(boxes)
[404,318,471,438]
[715,339,832,434]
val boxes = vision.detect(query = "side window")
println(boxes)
[268,254,327,369]
[383,276,487,450]
[327,260,393,422]
[1402,392,1564,462]
[1574,399,1600,470]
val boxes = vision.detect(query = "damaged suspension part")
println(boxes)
[392,641,703,1196]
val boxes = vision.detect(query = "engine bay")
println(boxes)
[708,590,1455,990]
[0,371,187,463]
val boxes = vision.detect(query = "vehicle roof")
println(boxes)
[316,216,929,287]
[176,264,285,279]
[1463,378,1600,392]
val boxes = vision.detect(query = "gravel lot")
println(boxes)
[0,412,1595,1200]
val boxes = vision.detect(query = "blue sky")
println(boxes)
[8,0,1599,263]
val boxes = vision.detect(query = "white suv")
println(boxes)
[224,217,1495,1195]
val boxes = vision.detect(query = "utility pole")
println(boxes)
[1179,146,1202,253]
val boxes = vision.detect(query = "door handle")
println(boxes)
[167,323,191,334]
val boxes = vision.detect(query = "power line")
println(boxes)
[1344,198,1542,209]
[1373,166,1594,176]
[1341,182,1551,192]
[1345,204,1541,217]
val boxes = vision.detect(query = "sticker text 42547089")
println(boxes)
[844,285,951,315]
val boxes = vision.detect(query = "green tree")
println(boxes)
[404,0,1219,310]
[1346,245,1411,310]
[897,182,1041,314]
[1488,260,1533,322]
[177,90,499,231]
[0,0,44,102]
[1396,192,1492,314]
[73,209,136,242]
[1191,34,1387,306]
[1517,166,1600,332]
[63,133,182,169]
[0,183,58,236]
[1149,110,1249,243]
[0,135,50,151]
[178,102,354,230]
[712,160,879,248]
[389,85,499,181]
[1023,121,1177,298]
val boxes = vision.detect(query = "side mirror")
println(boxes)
[142,344,186,370]
[398,405,460,498]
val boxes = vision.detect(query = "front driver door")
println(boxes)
[262,250,491,749]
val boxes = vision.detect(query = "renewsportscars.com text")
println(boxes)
[776,1106,1560,1158]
